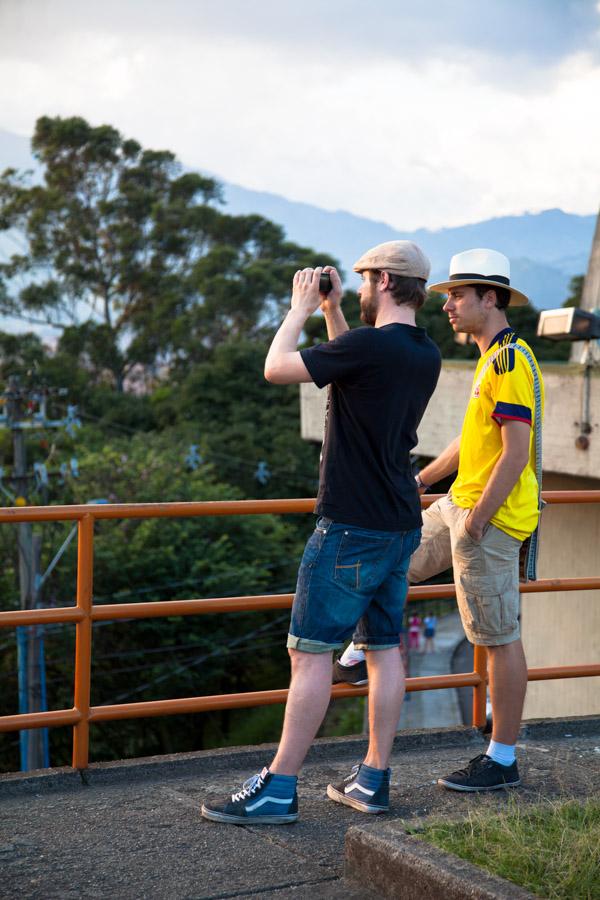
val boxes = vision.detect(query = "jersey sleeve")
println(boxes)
[490,349,534,427]
[299,328,371,389]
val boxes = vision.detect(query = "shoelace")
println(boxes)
[232,772,265,802]
[343,765,360,785]
[453,754,489,777]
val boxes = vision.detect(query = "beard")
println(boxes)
[360,296,378,326]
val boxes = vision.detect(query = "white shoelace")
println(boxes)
[232,770,266,802]
[343,765,360,785]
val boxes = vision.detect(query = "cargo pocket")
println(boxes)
[334,531,393,591]
[457,570,516,638]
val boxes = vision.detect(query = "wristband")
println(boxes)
[415,474,430,492]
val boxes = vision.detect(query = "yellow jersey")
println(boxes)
[451,328,544,541]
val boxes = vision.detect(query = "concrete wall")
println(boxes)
[300,361,600,719]
[523,472,600,719]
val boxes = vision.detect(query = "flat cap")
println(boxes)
[353,240,430,281]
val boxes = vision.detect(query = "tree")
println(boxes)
[0,428,303,770]
[0,116,335,389]
[563,275,584,308]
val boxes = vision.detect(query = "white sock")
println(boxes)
[486,739,516,766]
[339,642,366,666]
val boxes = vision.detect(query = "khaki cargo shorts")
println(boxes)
[408,495,522,647]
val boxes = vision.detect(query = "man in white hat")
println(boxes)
[202,241,441,824]
[335,247,544,792]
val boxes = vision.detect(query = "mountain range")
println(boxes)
[1,128,597,312]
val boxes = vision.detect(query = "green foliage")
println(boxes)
[0,116,335,390]
[0,430,302,769]
[420,799,600,900]
[563,274,584,308]
[153,338,320,498]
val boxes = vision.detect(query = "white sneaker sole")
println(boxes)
[326,784,387,813]
[437,777,521,792]
[201,804,298,824]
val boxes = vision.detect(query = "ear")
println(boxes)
[483,289,497,308]
[378,271,390,292]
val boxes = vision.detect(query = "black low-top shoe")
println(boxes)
[332,658,369,685]
[438,754,521,792]
[201,767,298,824]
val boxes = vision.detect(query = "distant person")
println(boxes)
[334,248,544,793]
[201,241,441,824]
[408,613,422,651]
[423,613,437,653]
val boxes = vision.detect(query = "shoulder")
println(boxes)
[491,332,517,375]
[490,335,538,381]
[336,326,376,345]
[302,328,368,357]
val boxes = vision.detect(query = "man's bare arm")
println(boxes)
[320,266,349,340]
[418,435,461,491]
[466,420,531,540]
[264,267,322,385]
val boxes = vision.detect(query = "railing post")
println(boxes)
[472,644,488,728]
[72,515,94,770]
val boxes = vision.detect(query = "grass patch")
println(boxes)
[417,798,600,899]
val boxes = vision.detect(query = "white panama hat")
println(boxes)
[429,248,528,307]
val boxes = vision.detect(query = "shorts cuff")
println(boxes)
[354,641,399,651]
[465,627,521,647]
[287,634,340,653]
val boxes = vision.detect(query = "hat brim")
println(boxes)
[428,278,529,307]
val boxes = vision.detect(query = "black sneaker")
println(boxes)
[332,658,368,685]
[438,754,520,792]
[201,767,298,824]
[327,764,390,813]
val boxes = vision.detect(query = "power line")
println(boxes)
[99,612,289,706]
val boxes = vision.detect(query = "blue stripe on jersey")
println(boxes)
[492,401,532,425]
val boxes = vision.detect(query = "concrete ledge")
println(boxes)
[1,716,597,796]
[0,724,484,795]
[345,824,537,900]
[519,714,600,739]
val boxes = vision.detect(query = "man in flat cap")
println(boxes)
[336,248,544,793]
[202,241,441,824]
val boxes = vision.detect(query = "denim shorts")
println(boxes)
[287,517,421,653]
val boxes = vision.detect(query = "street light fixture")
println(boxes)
[536,307,600,342]
[537,307,600,450]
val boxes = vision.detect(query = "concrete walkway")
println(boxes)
[399,611,466,731]
[1,717,598,899]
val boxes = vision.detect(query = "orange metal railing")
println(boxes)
[1,491,599,771]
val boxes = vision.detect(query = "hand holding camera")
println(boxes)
[318,266,343,315]
[291,267,325,317]
[290,266,343,318]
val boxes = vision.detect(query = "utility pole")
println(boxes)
[4,376,46,769]
[1,376,76,770]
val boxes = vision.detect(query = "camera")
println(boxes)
[319,271,332,294]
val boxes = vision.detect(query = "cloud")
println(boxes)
[2,0,599,75]
[0,0,599,229]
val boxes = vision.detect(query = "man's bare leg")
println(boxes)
[363,646,405,770]
[487,638,528,744]
[269,649,333,775]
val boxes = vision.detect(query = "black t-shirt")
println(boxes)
[300,324,441,531]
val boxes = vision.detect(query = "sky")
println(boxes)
[0,0,599,230]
